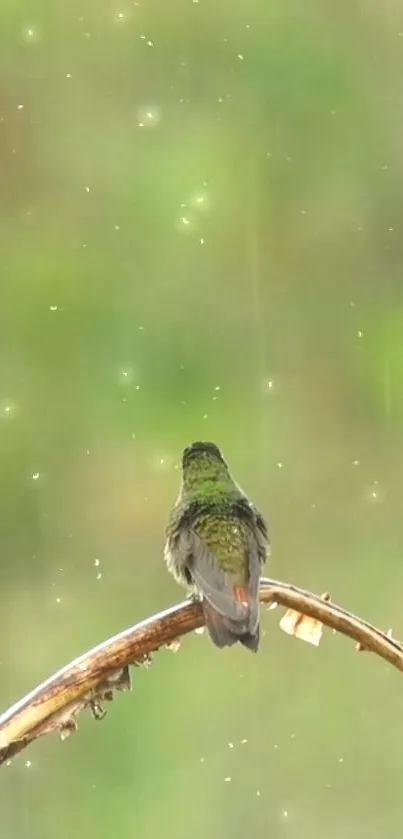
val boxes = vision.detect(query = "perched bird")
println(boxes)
[164,441,269,651]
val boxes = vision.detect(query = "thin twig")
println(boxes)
[0,578,401,766]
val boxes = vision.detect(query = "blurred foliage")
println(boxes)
[2,1,403,837]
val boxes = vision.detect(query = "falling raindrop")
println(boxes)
[365,480,384,504]
[22,25,41,43]
[137,106,161,128]
[118,365,135,386]
[1,400,18,419]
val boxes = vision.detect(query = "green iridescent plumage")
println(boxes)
[164,441,269,651]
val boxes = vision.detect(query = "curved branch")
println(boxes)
[0,578,402,766]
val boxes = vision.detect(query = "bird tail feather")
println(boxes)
[202,600,260,652]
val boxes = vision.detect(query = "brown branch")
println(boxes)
[1,577,402,766]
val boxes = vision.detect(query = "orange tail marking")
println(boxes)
[233,585,250,607]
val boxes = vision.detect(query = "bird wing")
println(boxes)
[250,505,270,563]
[176,528,258,625]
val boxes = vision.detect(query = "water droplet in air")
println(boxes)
[366,480,384,503]
[22,25,41,43]
[190,191,209,211]
[137,106,161,128]
[262,378,275,395]
[1,400,17,419]
[118,365,135,385]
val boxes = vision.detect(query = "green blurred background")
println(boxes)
[2,0,403,836]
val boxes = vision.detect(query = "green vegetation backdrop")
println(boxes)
[1,1,403,837]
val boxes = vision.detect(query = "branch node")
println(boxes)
[165,639,181,653]
[134,653,153,668]
[59,719,78,741]
[90,700,106,721]
[105,666,131,691]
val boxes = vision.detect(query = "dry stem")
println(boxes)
[0,577,402,766]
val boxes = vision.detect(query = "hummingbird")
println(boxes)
[164,441,269,651]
